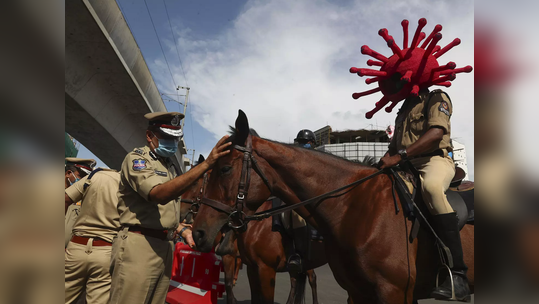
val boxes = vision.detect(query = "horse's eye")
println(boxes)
[221,166,232,175]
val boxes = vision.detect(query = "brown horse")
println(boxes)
[191,110,474,304]
[181,165,326,304]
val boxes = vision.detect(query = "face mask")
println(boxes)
[302,143,312,149]
[69,172,80,186]
[152,132,178,158]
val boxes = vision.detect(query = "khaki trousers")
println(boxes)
[108,227,174,304]
[65,239,112,304]
[410,155,456,215]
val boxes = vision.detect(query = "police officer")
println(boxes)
[65,167,121,304]
[283,129,321,273]
[65,158,96,248]
[108,112,231,304]
[379,89,470,300]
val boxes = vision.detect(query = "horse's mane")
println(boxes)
[227,126,374,168]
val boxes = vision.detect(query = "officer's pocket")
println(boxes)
[409,113,426,133]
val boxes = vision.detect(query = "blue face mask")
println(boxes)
[69,172,80,186]
[153,133,178,158]
[302,143,312,149]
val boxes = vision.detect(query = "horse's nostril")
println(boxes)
[193,229,205,245]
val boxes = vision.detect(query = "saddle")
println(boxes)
[392,165,474,231]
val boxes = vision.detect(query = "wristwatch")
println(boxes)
[178,227,190,239]
[398,149,408,160]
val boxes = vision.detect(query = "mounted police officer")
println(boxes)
[379,88,470,301]
[108,112,231,304]
[277,129,322,274]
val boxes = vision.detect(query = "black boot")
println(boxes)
[287,253,302,275]
[283,233,303,275]
[430,212,471,302]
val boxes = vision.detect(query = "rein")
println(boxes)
[199,135,384,230]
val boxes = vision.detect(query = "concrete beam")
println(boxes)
[66,0,184,171]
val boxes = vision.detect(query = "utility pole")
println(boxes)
[186,148,196,168]
[176,86,190,130]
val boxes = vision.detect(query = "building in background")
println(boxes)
[315,126,391,163]
[65,133,79,158]
[451,140,469,180]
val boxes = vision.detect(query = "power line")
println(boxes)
[143,0,178,89]
[188,91,196,152]
[163,0,189,87]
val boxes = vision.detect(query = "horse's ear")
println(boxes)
[234,110,250,145]
[198,154,205,163]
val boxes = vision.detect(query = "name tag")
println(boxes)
[155,170,168,177]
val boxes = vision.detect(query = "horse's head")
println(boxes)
[192,110,273,254]
[180,155,208,224]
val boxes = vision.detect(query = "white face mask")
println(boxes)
[69,172,80,186]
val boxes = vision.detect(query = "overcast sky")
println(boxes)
[80,0,474,178]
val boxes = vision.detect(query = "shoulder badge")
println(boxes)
[171,115,180,126]
[438,101,450,116]
[132,159,147,171]
[134,148,145,155]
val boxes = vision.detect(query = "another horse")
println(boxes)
[181,162,326,304]
[191,110,474,304]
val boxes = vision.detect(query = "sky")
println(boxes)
[78,0,474,178]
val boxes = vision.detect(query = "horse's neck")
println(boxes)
[254,138,371,204]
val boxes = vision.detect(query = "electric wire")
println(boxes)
[143,0,178,89]
[163,0,189,87]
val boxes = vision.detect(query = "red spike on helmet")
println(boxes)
[350,18,473,119]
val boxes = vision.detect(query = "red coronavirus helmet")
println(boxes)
[350,18,473,119]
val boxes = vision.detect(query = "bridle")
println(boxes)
[199,134,385,232]
[180,172,209,223]
[200,135,273,231]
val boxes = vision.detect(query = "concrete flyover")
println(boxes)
[66,0,188,171]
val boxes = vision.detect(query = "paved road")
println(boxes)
[218,264,474,303]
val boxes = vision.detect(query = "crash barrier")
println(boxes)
[166,242,225,304]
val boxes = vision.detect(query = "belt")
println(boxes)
[128,226,169,241]
[71,235,112,246]
[413,149,445,159]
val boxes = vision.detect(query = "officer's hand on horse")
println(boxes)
[378,154,402,169]
[206,135,232,168]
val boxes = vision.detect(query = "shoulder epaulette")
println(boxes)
[134,148,145,155]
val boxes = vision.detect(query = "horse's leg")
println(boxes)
[286,271,307,304]
[286,273,297,304]
[222,254,237,304]
[233,256,242,286]
[306,269,319,304]
[246,265,276,304]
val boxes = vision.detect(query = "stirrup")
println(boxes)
[435,264,456,301]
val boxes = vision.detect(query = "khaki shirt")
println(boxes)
[117,145,180,230]
[65,168,121,243]
[389,89,453,154]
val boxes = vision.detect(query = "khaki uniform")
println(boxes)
[65,203,81,247]
[64,169,121,304]
[109,145,179,304]
[389,89,456,215]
